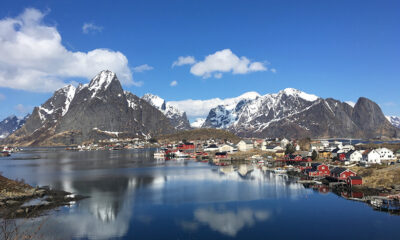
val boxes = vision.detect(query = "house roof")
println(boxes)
[241,139,253,144]
[330,167,348,175]
[348,176,362,180]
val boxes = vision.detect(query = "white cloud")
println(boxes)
[172,56,196,67]
[190,49,267,78]
[170,80,178,86]
[0,8,134,92]
[82,22,103,34]
[14,104,32,116]
[169,91,260,118]
[345,101,355,107]
[133,64,154,72]
[214,73,222,79]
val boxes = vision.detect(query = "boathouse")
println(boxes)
[347,176,363,186]
[330,167,357,180]
[308,163,330,177]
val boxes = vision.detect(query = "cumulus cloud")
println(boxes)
[172,56,196,67]
[190,49,267,78]
[0,8,134,92]
[82,22,103,34]
[170,80,178,86]
[133,64,154,72]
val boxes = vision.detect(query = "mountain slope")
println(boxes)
[5,70,175,146]
[202,88,398,139]
[0,115,29,139]
[142,94,191,130]
[386,116,400,128]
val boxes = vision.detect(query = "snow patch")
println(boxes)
[191,118,206,128]
[88,70,116,98]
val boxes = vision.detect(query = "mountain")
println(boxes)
[386,116,400,128]
[191,118,206,128]
[142,94,191,130]
[5,70,175,146]
[202,88,399,139]
[0,115,29,139]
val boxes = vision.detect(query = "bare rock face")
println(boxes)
[5,70,175,146]
[202,88,398,139]
[142,94,191,130]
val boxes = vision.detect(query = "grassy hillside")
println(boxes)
[155,128,241,143]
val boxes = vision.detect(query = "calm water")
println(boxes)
[1,148,400,240]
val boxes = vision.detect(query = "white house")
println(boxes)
[219,144,237,153]
[341,144,355,153]
[237,140,254,152]
[376,148,396,161]
[348,150,363,163]
[280,138,290,148]
[363,149,381,164]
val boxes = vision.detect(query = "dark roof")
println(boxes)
[215,152,227,155]
[348,176,362,180]
[330,167,348,175]
[241,139,253,144]
[311,163,321,168]
[331,148,340,153]
[346,150,355,157]
[207,144,218,148]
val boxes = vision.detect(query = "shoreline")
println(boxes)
[0,175,88,219]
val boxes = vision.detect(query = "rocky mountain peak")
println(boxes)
[142,93,191,130]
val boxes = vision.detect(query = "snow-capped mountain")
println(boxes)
[0,115,29,138]
[202,88,398,139]
[386,116,400,128]
[190,118,206,128]
[5,70,174,146]
[142,94,191,130]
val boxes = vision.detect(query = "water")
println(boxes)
[1,148,400,240]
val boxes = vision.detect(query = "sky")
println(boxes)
[0,0,399,121]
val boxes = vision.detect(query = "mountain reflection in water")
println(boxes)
[1,149,400,240]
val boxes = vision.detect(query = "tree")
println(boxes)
[311,150,318,161]
[285,144,296,155]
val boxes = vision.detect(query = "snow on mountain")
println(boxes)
[203,88,321,131]
[386,116,400,128]
[168,91,261,119]
[142,94,191,130]
[0,114,29,138]
[88,70,116,98]
[191,118,206,128]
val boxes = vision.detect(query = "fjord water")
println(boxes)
[1,149,400,240]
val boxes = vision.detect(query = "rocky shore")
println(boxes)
[0,175,87,219]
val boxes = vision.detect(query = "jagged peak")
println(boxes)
[88,70,117,93]
[142,93,165,109]
[277,88,319,102]
[236,91,261,100]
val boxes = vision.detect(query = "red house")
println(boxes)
[331,167,357,180]
[347,176,363,186]
[178,143,195,150]
[338,153,346,161]
[308,163,330,177]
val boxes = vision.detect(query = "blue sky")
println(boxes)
[0,0,399,120]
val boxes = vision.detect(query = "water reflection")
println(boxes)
[2,150,400,239]
[181,207,271,237]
